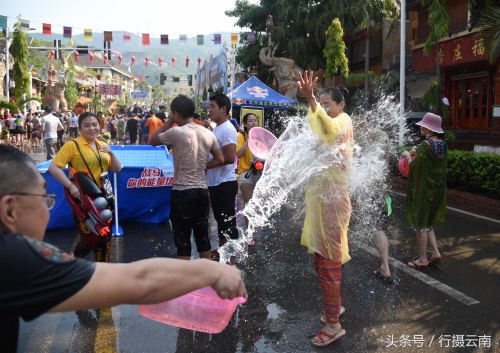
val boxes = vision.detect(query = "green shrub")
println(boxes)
[390,147,500,199]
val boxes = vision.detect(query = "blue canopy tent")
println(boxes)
[200,77,298,110]
[230,76,298,110]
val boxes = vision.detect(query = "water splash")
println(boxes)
[217,91,409,263]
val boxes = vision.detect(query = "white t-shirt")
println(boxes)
[41,114,63,139]
[206,120,237,187]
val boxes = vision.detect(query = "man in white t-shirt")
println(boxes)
[151,95,224,260]
[68,112,79,138]
[41,105,64,161]
[206,94,239,264]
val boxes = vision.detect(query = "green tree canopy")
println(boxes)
[323,18,349,81]
[10,19,31,103]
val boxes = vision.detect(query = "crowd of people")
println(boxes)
[0,85,449,350]
[0,103,207,160]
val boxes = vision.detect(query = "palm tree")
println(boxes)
[422,0,450,119]
[350,0,399,101]
[477,4,500,64]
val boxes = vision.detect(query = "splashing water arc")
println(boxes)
[216,92,409,264]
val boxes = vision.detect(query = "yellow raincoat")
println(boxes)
[301,106,353,263]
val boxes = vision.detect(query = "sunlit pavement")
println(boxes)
[17,184,500,353]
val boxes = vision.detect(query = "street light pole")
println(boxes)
[399,0,406,146]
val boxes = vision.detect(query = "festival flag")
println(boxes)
[179,34,187,44]
[84,29,92,41]
[247,32,256,44]
[142,33,150,46]
[63,26,72,38]
[231,33,238,45]
[0,16,7,29]
[104,31,113,42]
[42,23,51,35]
[160,34,169,45]
[20,19,30,30]
[213,34,221,45]
[197,35,204,45]
[123,33,131,44]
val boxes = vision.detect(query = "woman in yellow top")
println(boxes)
[297,70,353,347]
[49,112,122,263]
[236,113,260,235]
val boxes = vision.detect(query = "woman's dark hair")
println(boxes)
[319,86,349,104]
[78,112,99,128]
[170,94,195,119]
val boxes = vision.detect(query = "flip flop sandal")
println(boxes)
[311,328,346,347]
[320,306,345,324]
[429,257,443,265]
[374,270,394,284]
[407,260,428,269]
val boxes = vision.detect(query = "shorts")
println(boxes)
[239,170,262,185]
[15,126,25,134]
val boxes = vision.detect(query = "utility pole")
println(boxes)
[5,26,10,105]
[399,0,406,146]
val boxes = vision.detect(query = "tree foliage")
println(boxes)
[323,18,349,81]
[422,0,450,55]
[477,3,500,64]
[10,19,31,103]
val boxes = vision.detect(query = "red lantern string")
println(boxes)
[197,57,201,68]
[49,50,55,61]
[118,54,122,65]
[158,57,163,67]
[103,53,107,64]
[186,56,189,67]
[145,56,149,67]
[171,57,176,68]
[73,51,79,62]
[131,55,136,65]
[89,52,94,64]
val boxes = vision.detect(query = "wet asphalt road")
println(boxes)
[17,184,500,353]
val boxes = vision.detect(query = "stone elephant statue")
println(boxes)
[259,46,303,100]
[43,78,68,112]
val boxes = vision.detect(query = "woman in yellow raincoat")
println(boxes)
[297,70,353,347]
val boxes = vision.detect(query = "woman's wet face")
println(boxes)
[320,94,344,118]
